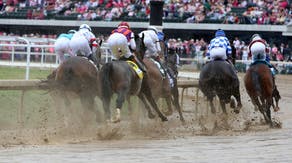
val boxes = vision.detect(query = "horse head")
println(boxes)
[134,33,146,61]
[94,39,103,69]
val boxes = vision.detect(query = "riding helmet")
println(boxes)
[118,22,130,29]
[79,24,92,32]
[215,29,225,37]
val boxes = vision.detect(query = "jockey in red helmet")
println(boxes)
[107,21,146,72]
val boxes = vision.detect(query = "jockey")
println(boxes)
[139,26,167,77]
[139,26,162,59]
[54,29,76,63]
[107,21,146,72]
[248,33,276,75]
[206,29,233,65]
[69,24,99,66]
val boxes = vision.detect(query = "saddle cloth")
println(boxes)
[126,60,144,79]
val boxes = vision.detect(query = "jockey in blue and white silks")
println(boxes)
[54,29,76,63]
[206,29,232,61]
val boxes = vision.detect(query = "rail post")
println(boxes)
[16,37,31,80]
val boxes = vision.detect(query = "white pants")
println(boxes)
[143,36,158,58]
[69,35,91,57]
[54,37,73,63]
[107,33,132,59]
[210,47,227,60]
[250,42,266,61]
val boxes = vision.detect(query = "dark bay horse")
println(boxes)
[141,40,184,122]
[199,60,242,114]
[244,62,281,127]
[99,34,168,123]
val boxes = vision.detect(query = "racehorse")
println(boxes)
[45,40,102,121]
[99,34,168,123]
[244,62,281,127]
[199,60,242,114]
[141,40,185,122]
[142,56,184,122]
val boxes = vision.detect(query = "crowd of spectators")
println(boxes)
[0,31,291,70]
[0,0,291,25]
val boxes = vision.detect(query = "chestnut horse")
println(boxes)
[244,61,281,127]
[199,60,242,114]
[99,34,168,123]
[140,40,184,122]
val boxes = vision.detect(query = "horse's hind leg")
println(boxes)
[138,93,155,119]
[233,86,242,113]
[219,99,227,114]
[208,97,216,114]
[141,79,168,121]
[164,97,173,116]
[112,91,127,123]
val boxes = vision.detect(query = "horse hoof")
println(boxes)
[230,99,236,108]
[111,118,121,123]
[274,107,280,112]
[161,116,168,122]
[148,112,156,119]
[234,109,240,114]
[164,110,173,116]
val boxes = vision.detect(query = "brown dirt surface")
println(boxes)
[0,73,291,147]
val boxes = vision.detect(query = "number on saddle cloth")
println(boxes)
[126,60,144,79]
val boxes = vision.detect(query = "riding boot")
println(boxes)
[154,56,167,79]
[88,53,98,68]
[128,55,147,73]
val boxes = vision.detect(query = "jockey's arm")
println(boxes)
[156,40,161,53]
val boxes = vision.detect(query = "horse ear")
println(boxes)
[99,39,103,46]
[134,34,139,40]
[141,33,144,41]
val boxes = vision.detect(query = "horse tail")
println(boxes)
[101,63,113,99]
[251,70,262,94]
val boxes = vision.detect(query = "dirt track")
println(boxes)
[0,73,291,162]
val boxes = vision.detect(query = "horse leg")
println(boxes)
[137,93,155,119]
[219,99,227,114]
[112,91,127,123]
[164,97,173,116]
[171,82,185,122]
[265,98,274,127]
[141,78,168,121]
[272,86,281,112]
[258,97,271,124]
[232,86,242,114]
[208,97,216,114]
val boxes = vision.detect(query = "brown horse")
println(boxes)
[45,40,102,121]
[99,34,168,123]
[244,62,281,127]
[140,40,184,122]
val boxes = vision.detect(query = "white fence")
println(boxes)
[1,36,292,79]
